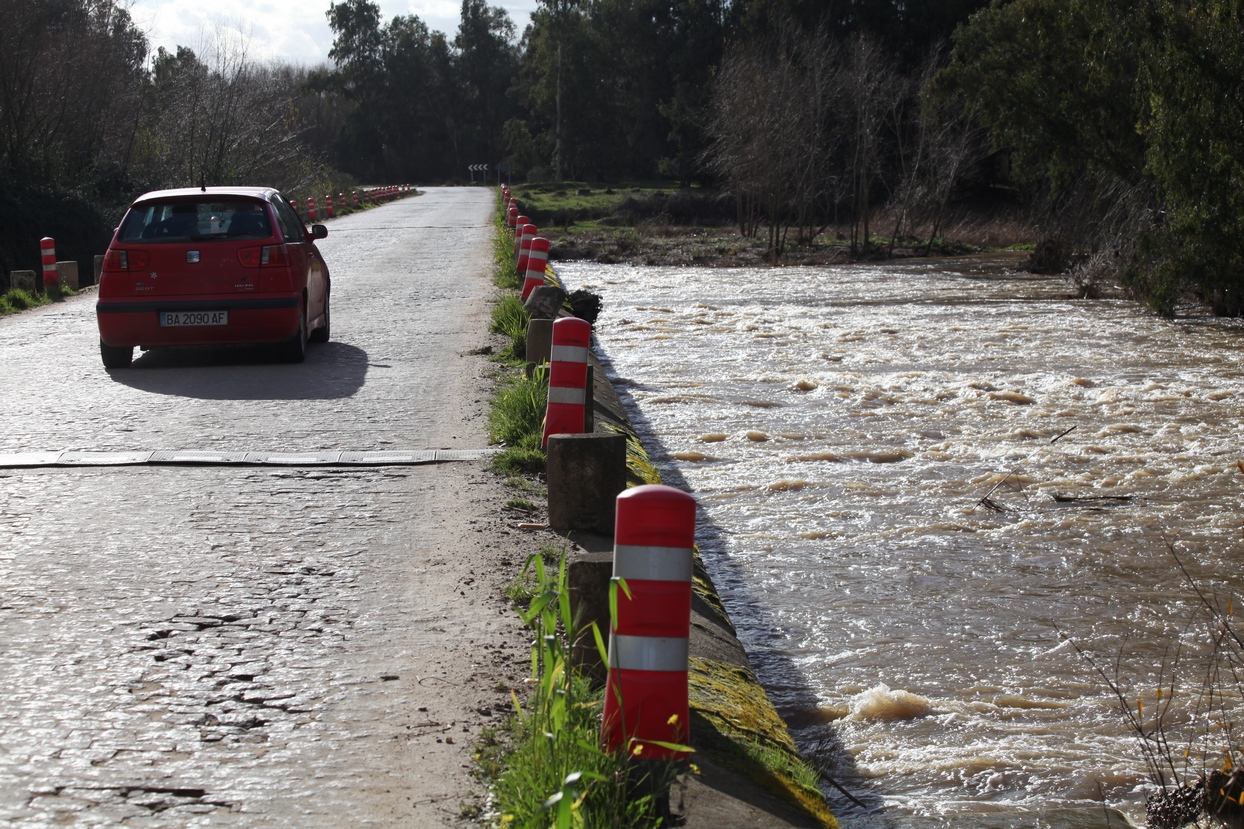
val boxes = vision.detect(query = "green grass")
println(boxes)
[508,182,682,233]
[504,541,564,604]
[488,364,548,476]
[496,208,523,290]
[0,285,72,315]
[0,288,47,315]
[483,551,674,829]
[490,294,531,362]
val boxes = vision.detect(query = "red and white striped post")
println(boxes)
[601,485,695,759]
[507,201,518,228]
[308,197,318,222]
[325,194,335,218]
[517,223,538,275]
[338,193,346,213]
[521,237,550,300]
[513,215,530,259]
[40,237,57,289]
[542,317,591,447]
[352,190,360,207]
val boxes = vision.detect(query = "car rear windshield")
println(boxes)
[118,199,274,242]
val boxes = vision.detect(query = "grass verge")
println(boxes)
[481,186,834,827]
[488,201,545,475]
[482,551,673,828]
[0,285,76,316]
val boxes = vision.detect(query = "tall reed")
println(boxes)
[486,552,673,828]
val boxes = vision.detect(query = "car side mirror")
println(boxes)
[311,224,328,240]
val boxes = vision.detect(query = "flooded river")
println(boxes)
[556,255,1244,827]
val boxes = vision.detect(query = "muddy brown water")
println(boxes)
[559,255,1244,828]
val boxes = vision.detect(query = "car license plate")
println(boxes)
[161,310,228,327]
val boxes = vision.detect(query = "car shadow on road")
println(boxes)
[108,342,369,401]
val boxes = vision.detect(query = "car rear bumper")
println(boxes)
[97,295,301,347]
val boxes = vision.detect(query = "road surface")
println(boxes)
[0,187,532,826]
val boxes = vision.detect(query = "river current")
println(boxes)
[556,255,1244,828]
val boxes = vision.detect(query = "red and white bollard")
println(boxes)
[521,238,550,300]
[513,215,530,259]
[601,484,695,759]
[309,197,318,222]
[326,194,335,218]
[338,193,346,212]
[507,202,518,228]
[517,223,538,275]
[542,317,591,447]
[40,237,57,289]
[352,190,359,207]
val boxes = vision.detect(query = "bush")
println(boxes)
[484,552,676,828]
[490,294,531,362]
[488,366,547,475]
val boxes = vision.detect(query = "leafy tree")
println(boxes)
[454,0,520,171]
[0,0,147,185]
[1131,0,1244,315]
[933,0,1145,190]
[327,0,385,84]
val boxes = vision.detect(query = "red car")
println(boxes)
[96,186,330,368]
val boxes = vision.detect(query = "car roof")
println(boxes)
[130,186,280,205]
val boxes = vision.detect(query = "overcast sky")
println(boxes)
[129,0,539,69]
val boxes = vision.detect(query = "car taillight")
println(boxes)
[103,249,149,272]
[237,245,290,268]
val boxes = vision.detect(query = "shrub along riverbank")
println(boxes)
[506,181,1037,269]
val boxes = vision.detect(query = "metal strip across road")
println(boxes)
[0,449,496,469]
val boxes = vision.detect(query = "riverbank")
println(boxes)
[565,342,839,828]
[485,200,838,826]
[504,182,1036,268]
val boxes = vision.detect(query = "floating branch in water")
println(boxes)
[973,425,1077,511]
[1051,494,1135,505]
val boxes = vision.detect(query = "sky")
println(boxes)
[128,0,539,69]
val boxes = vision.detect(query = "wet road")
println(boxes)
[0,188,529,826]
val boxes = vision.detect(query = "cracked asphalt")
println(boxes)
[0,188,532,826]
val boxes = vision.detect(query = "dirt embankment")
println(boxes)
[516,186,1038,269]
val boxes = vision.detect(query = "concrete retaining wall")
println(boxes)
[541,269,838,829]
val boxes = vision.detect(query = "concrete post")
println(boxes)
[10,270,36,292]
[93,255,104,286]
[524,285,566,320]
[567,551,614,684]
[525,318,554,365]
[55,261,79,290]
[546,433,627,535]
[585,365,595,433]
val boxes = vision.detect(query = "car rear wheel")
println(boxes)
[309,289,330,344]
[280,301,307,363]
[100,341,133,369]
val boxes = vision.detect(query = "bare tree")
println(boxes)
[134,24,322,191]
[919,91,988,255]
[705,27,840,261]
[843,33,899,257]
[0,0,147,184]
